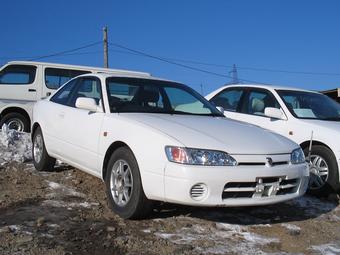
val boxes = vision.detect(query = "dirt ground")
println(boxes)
[0,162,339,255]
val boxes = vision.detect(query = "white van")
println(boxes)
[206,84,340,196]
[0,61,151,132]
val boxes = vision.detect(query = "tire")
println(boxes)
[32,127,56,172]
[304,145,339,196]
[105,147,153,219]
[0,112,30,132]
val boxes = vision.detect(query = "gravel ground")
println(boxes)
[0,161,339,255]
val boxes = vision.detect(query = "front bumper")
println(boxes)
[164,162,309,206]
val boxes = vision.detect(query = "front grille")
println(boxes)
[238,162,266,166]
[222,177,300,200]
[272,161,289,166]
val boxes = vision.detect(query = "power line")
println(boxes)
[29,41,102,61]
[108,46,340,77]
[109,42,233,79]
[108,42,266,84]
[2,40,338,78]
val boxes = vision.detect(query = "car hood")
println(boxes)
[119,113,297,154]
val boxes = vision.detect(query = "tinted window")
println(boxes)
[0,65,36,84]
[242,89,280,116]
[69,78,102,107]
[106,77,223,116]
[50,79,78,105]
[210,88,243,111]
[45,68,90,89]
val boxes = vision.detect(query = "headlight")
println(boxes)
[291,148,305,164]
[165,146,237,166]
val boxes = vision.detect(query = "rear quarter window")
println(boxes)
[0,65,37,85]
[45,68,90,89]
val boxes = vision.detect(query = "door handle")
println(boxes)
[28,89,36,92]
[46,92,51,96]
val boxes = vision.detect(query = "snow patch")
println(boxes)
[0,126,32,165]
[155,222,280,254]
[310,243,340,255]
[46,181,85,198]
[42,199,99,209]
[281,223,301,232]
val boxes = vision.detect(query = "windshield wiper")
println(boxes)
[157,110,224,117]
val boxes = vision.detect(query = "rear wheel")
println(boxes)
[0,112,30,132]
[105,147,152,219]
[32,127,56,171]
[304,145,339,196]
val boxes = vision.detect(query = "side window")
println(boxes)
[69,78,102,107]
[242,89,280,116]
[210,88,244,112]
[50,79,79,105]
[0,65,37,85]
[45,68,90,89]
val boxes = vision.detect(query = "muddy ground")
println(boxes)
[0,162,339,255]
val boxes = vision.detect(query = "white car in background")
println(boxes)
[32,74,309,219]
[207,84,340,196]
[0,61,150,132]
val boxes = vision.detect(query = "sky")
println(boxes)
[1,0,340,94]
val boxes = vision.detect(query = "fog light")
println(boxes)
[190,183,208,201]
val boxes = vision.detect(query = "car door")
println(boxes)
[210,87,289,137]
[236,88,289,136]
[59,76,105,175]
[209,87,246,120]
[45,78,80,156]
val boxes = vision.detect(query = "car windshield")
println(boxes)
[106,77,223,117]
[277,89,340,120]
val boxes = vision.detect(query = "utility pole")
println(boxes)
[103,26,109,68]
[229,64,239,84]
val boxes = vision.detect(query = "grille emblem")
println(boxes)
[266,157,273,167]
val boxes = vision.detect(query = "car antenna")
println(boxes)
[307,131,313,163]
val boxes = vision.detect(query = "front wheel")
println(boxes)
[304,145,339,196]
[32,127,56,171]
[105,147,152,219]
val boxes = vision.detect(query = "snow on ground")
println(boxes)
[154,222,280,254]
[0,125,31,166]
[310,243,340,255]
[43,180,99,209]
[46,180,86,198]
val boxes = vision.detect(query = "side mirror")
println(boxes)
[216,106,225,113]
[76,97,99,112]
[264,107,285,120]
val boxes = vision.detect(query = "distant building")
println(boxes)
[321,88,340,103]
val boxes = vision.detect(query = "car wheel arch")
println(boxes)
[102,141,135,180]
[300,140,332,152]
[0,107,31,132]
[31,122,41,139]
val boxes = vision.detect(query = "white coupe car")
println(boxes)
[207,84,340,196]
[32,73,309,219]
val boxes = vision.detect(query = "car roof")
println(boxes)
[219,84,320,94]
[77,72,179,84]
[7,60,151,77]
